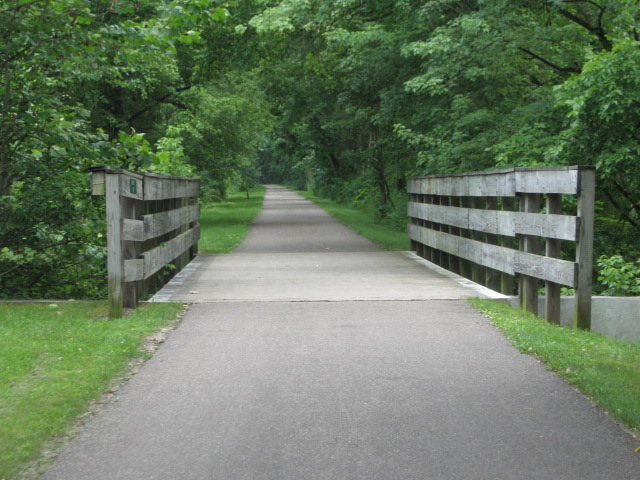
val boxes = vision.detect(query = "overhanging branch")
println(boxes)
[518,47,581,74]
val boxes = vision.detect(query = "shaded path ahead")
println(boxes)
[153,186,485,303]
[43,186,638,480]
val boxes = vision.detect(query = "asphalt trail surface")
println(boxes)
[42,186,639,479]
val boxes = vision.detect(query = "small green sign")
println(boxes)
[130,179,137,194]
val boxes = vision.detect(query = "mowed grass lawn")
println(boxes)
[0,301,184,480]
[198,186,266,253]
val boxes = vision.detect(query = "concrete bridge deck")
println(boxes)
[42,186,639,479]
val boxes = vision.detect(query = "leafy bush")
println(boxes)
[596,255,640,296]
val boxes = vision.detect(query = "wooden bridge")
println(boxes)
[43,180,639,480]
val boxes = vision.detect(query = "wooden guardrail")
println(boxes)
[90,167,200,318]
[407,166,595,329]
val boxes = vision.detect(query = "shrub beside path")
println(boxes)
[42,186,639,480]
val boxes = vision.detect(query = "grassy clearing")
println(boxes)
[295,191,410,251]
[198,186,266,254]
[469,298,640,438]
[0,301,184,480]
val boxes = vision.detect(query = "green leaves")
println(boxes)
[0,0,234,298]
[597,255,640,296]
[2,0,640,298]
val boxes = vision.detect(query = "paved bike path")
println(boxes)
[42,186,639,479]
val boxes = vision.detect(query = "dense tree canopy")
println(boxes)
[1,0,639,298]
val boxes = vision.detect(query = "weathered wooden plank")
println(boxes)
[468,206,499,235]
[408,225,515,275]
[485,197,502,292]
[513,212,577,241]
[139,225,201,280]
[91,171,106,196]
[574,169,595,330]
[124,259,144,282]
[481,241,514,273]
[437,177,468,196]
[406,178,421,195]
[105,175,124,318]
[467,172,515,197]
[470,197,487,284]
[408,172,516,197]
[408,223,421,244]
[123,219,145,242]
[519,193,542,315]
[433,196,450,270]
[514,251,578,287]
[422,195,434,261]
[143,176,199,200]
[409,167,594,197]
[122,204,200,241]
[448,196,461,275]
[501,197,516,295]
[410,203,464,229]
[118,172,144,200]
[515,168,579,194]
[121,197,140,308]
[144,204,200,239]
[545,194,563,324]
[408,202,578,240]
[407,167,594,320]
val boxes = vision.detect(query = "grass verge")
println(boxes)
[295,190,410,251]
[198,186,266,254]
[0,301,185,480]
[469,298,640,439]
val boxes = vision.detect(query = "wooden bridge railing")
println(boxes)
[407,166,595,329]
[90,167,200,318]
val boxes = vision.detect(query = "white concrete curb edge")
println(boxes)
[402,251,509,300]
[147,255,206,303]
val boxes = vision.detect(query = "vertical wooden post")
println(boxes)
[439,195,450,270]
[459,196,472,280]
[545,194,563,324]
[139,199,153,300]
[500,197,516,295]
[519,193,541,315]
[416,194,425,258]
[410,193,419,253]
[122,195,138,309]
[424,194,434,262]
[190,194,199,260]
[105,173,124,319]
[448,196,461,275]
[180,196,191,266]
[574,168,595,330]
[485,197,502,292]
[471,197,487,286]
[427,195,440,266]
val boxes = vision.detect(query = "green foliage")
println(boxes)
[554,40,640,232]
[3,0,640,298]
[597,255,640,296]
[0,108,110,299]
[0,0,263,299]
[0,301,183,480]
[171,78,273,197]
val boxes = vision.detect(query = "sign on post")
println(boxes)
[90,167,200,318]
